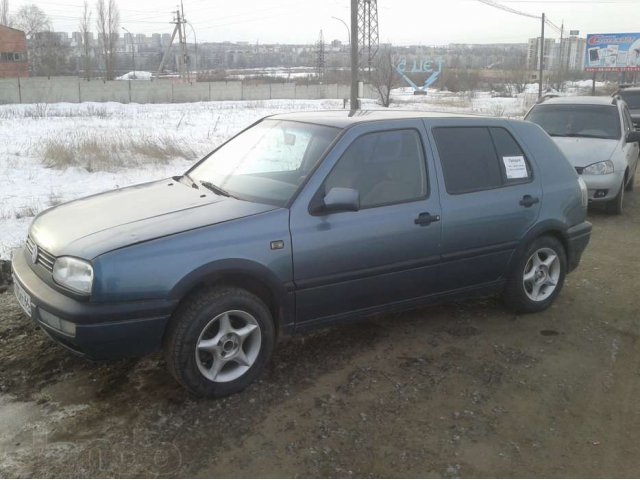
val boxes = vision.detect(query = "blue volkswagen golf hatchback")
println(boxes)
[12,111,592,396]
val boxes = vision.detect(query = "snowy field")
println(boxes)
[0,81,609,259]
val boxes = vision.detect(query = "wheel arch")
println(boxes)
[168,259,295,337]
[508,220,571,275]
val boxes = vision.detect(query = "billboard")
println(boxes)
[585,33,640,72]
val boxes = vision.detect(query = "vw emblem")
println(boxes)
[31,245,38,264]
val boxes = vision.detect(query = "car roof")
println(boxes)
[267,109,487,128]
[618,86,640,93]
[537,96,617,107]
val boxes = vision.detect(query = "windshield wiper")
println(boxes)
[548,133,611,139]
[564,133,612,139]
[199,180,233,198]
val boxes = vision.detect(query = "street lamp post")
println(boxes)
[121,26,136,79]
[332,15,351,100]
[186,21,198,80]
[331,16,350,46]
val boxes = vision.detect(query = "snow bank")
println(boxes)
[116,71,154,81]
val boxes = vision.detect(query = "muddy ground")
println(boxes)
[1,185,639,478]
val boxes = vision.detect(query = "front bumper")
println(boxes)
[581,171,624,203]
[11,246,177,360]
[566,221,592,273]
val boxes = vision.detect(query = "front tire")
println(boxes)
[164,286,275,397]
[625,170,635,192]
[503,236,567,314]
[606,179,625,214]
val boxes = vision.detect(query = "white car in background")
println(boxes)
[525,96,640,214]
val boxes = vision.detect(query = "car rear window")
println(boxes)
[525,104,621,140]
[432,127,531,195]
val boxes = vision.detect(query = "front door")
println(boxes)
[289,121,442,326]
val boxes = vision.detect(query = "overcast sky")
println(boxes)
[10,0,640,45]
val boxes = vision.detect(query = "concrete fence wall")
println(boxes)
[0,77,375,104]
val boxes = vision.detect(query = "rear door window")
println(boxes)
[490,127,532,185]
[433,126,531,194]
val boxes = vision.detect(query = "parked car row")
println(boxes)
[525,95,640,214]
[11,91,639,397]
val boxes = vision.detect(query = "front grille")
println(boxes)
[575,167,584,175]
[26,236,56,272]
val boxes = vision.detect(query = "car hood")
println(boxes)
[30,178,278,259]
[551,137,619,168]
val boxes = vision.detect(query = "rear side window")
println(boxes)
[433,126,531,195]
[490,127,532,185]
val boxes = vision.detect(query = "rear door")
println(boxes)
[289,120,442,326]
[426,120,542,292]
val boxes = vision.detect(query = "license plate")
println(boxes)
[13,279,32,318]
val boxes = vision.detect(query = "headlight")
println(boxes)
[583,160,614,175]
[52,256,93,294]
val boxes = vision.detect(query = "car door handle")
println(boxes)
[414,212,441,226]
[519,195,540,208]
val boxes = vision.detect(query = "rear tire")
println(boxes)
[606,179,625,214]
[164,286,275,397]
[503,236,567,314]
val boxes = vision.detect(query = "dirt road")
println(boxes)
[1,186,639,478]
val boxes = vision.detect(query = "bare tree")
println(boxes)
[503,68,530,95]
[96,0,119,80]
[12,4,50,38]
[79,0,93,80]
[370,48,402,108]
[0,0,10,26]
[32,31,69,77]
[502,54,530,94]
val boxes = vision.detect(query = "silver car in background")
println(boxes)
[525,96,640,214]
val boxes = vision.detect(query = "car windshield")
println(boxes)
[526,104,621,140]
[619,91,640,110]
[189,120,339,207]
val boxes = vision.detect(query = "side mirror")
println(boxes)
[626,130,640,143]
[321,187,360,214]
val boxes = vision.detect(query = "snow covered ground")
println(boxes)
[0,99,342,259]
[0,83,613,259]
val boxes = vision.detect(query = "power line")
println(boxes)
[475,0,540,20]
[475,0,562,32]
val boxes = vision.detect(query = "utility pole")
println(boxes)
[178,1,190,81]
[156,4,189,81]
[350,0,359,112]
[316,30,326,83]
[557,21,564,91]
[122,27,136,79]
[538,12,545,99]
